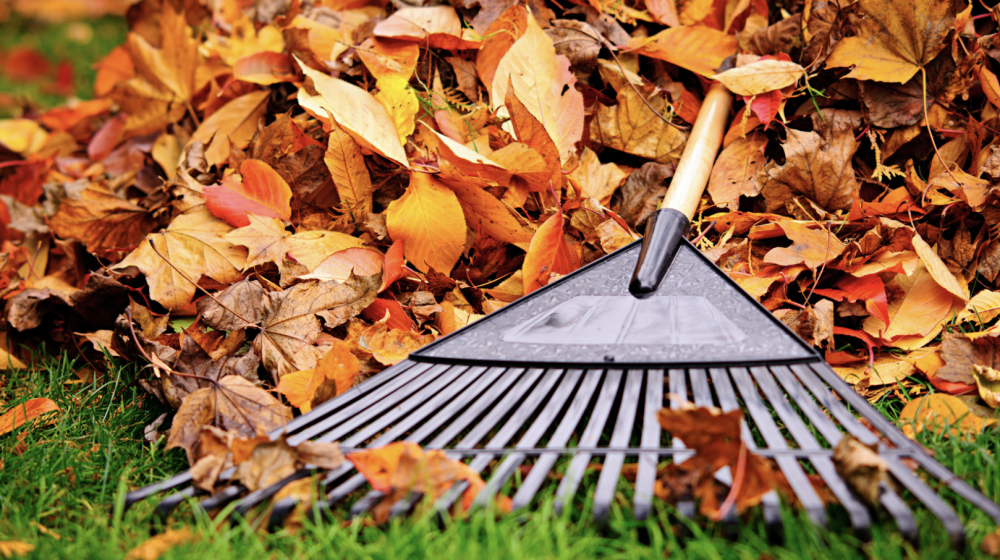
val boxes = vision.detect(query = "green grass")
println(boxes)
[1,353,999,559]
[0,15,127,110]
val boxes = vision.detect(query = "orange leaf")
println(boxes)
[476,4,528,94]
[898,393,996,440]
[385,172,466,274]
[373,6,481,50]
[361,298,416,331]
[763,220,847,269]
[347,441,416,493]
[233,52,296,85]
[361,320,434,365]
[0,398,60,436]
[627,26,737,78]
[205,160,293,227]
[301,248,385,284]
[522,207,580,294]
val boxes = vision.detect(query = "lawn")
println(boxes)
[1,352,998,559]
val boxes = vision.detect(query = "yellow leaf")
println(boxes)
[834,355,917,387]
[439,178,534,244]
[862,261,962,342]
[224,215,364,276]
[152,133,181,180]
[590,86,687,164]
[115,208,246,310]
[0,541,34,558]
[825,0,964,84]
[491,14,584,163]
[898,393,996,440]
[297,60,409,168]
[386,172,467,273]
[374,75,419,146]
[566,148,628,205]
[972,365,1000,409]
[713,59,806,96]
[0,120,47,156]
[125,528,197,560]
[763,220,847,269]
[190,90,270,167]
[957,290,1000,326]
[911,233,970,301]
[325,120,373,217]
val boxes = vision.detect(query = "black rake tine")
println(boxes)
[885,457,966,549]
[634,369,663,521]
[776,365,917,540]
[592,369,644,521]
[668,368,697,521]
[512,369,603,511]
[330,368,540,520]
[434,368,567,514]
[755,366,872,539]
[708,368,782,535]
[734,367,827,527]
[554,370,622,516]
[472,369,583,511]
[688,369,739,529]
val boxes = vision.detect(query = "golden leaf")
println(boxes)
[385,172,467,274]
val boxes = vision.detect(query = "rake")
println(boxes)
[124,83,1000,547]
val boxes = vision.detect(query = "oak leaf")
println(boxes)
[204,159,293,228]
[255,275,379,380]
[385,172,467,274]
[492,13,584,163]
[114,208,246,311]
[825,0,965,84]
[49,183,158,253]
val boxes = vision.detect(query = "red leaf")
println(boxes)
[87,113,128,162]
[522,207,579,294]
[745,89,782,126]
[361,298,416,331]
[815,275,890,325]
[928,375,976,395]
[381,239,405,292]
[233,52,296,85]
[204,159,293,227]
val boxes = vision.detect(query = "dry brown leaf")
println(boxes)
[832,435,887,505]
[590,86,688,165]
[49,183,158,254]
[760,128,858,212]
[190,90,270,167]
[707,131,767,211]
[764,221,847,269]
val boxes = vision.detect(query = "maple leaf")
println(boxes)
[492,13,584,163]
[49,183,158,254]
[114,208,246,311]
[224,215,364,277]
[826,0,966,84]
[167,375,292,465]
[760,128,859,213]
[385,172,467,274]
[255,274,380,380]
[204,159,293,227]
[590,85,688,165]
[109,1,198,137]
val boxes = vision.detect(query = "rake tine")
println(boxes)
[668,369,697,522]
[125,471,197,514]
[553,370,621,516]
[231,470,316,521]
[199,485,245,513]
[282,360,424,435]
[434,369,567,514]
[472,370,583,511]
[689,369,739,530]
[512,369,603,511]
[777,366,917,540]
[708,368,782,536]
[154,486,199,526]
[634,369,664,521]
[885,458,966,549]
[336,368,542,521]
[733,367,826,527]
[756,366,872,539]
[592,369,644,521]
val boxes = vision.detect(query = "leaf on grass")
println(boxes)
[491,13,584,163]
[124,528,196,560]
[114,208,246,310]
[49,183,158,254]
[255,275,380,380]
[204,159,293,227]
[385,172,467,274]
[832,435,887,505]
[278,340,362,411]
[0,398,59,436]
[0,541,34,558]
[522,206,579,294]
[898,393,997,440]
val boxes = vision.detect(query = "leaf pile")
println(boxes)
[3,0,1000,525]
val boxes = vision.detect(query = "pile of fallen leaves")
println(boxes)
[3,0,1000,526]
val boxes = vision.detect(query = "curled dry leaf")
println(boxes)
[0,398,60,436]
[898,393,997,440]
[708,131,767,211]
[48,183,158,254]
[522,207,580,294]
[360,319,435,366]
[277,340,362,412]
[190,89,270,167]
[832,435,887,505]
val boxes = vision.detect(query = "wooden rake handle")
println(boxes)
[629,82,733,298]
